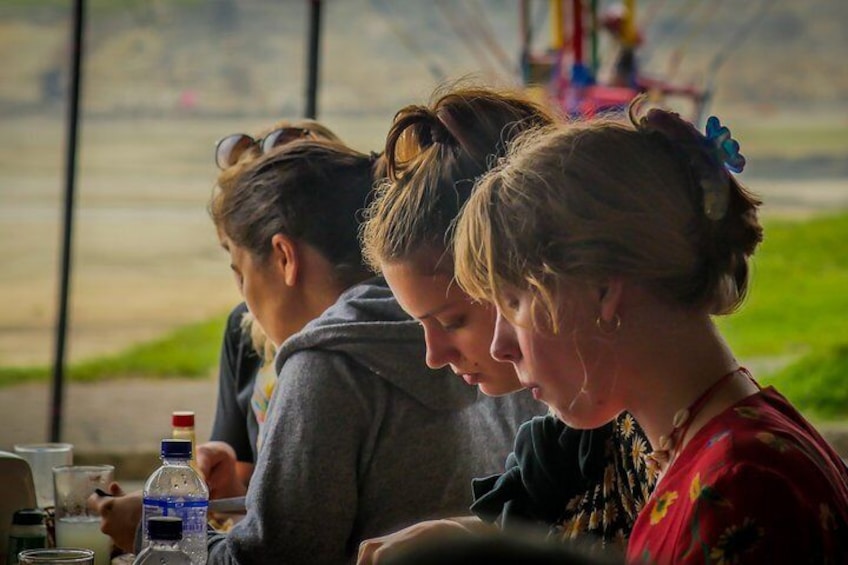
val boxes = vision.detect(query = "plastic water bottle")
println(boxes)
[133,517,191,565]
[143,439,209,565]
[7,509,47,565]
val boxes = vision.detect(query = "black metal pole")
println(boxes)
[50,0,86,442]
[519,0,531,84]
[304,0,322,119]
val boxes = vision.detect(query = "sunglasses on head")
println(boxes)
[215,126,314,169]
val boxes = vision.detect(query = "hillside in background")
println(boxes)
[0,0,845,119]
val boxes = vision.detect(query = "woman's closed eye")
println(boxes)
[439,316,467,332]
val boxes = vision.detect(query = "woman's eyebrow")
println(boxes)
[418,301,456,321]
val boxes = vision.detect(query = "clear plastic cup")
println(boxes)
[13,443,74,508]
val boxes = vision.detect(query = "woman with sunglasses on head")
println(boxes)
[201,119,342,498]
[451,101,848,563]
[356,85,655,565]
[88,120,343,550]
[94,133,542,564]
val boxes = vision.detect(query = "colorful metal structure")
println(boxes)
[520,0,708,121]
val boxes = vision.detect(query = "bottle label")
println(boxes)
[142,497,209,535]
[8,535,47,565]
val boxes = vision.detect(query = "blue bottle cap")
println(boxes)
[147,516,183,541]
[160,438,192,458]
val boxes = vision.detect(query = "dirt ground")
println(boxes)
[0,113,390,366]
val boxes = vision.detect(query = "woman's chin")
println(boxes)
[478,380,524,397]
[551,404,616,431]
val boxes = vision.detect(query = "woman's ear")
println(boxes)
[270,233,299,287]
[598,277,624,323]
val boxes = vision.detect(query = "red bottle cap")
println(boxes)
[172,411,195,427]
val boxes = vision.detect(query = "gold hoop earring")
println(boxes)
[596,314,621,335]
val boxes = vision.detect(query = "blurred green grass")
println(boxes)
[762,345,848,421]
[718,212,848,420]
[718,213,848,357]
[1,213,846,419]
[0,315,227,387]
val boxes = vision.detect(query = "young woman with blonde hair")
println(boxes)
[452,101,848,563]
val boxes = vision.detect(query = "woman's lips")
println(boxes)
[461,373,481,385]
[520,377,541,399]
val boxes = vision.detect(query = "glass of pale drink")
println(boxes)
[52,466,114,565]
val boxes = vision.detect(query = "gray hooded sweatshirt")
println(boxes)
[207,277,544,564]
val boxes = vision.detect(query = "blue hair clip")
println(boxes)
[705,116,745,174]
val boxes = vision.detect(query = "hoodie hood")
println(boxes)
[274,277,479,411]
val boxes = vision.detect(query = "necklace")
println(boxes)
[645,367,744,475]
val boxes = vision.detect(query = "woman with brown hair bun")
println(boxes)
[357,85,655,565]
[206,118,344,495]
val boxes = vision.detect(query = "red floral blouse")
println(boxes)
[628,386,848,564]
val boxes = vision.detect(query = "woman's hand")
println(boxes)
[356,518,478,565]
[86,483,142,553]
[197,441,247,499]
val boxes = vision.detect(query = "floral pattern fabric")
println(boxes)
[551,412,658,551]
[250,361,278,453]
[628,386,848,564]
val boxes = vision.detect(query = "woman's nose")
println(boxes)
[490,310,519,363]
[423,327,458,369]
